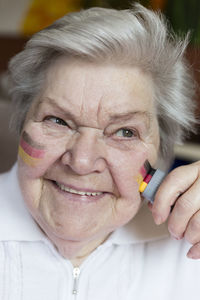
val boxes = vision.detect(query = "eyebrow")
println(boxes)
[109,111,152,123]
[36,96,153,125]
[35,97,75,120]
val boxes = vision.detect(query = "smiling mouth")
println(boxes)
[53,181,104,197]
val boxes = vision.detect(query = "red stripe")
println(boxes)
[143,169,156,183]
[20,138,44,159]
[143,173,153,184]
[140,165,147,178]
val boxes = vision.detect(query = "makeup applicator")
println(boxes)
[139,160,166,204]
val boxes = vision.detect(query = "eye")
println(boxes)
[44,116,68,126]
[115,128,137,138]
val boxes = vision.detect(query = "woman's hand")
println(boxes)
[150,161,200,259]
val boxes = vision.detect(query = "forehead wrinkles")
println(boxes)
[78,96,109,129]
[77,73,154,128]
[39,59,155,128]
[72,69,112,128]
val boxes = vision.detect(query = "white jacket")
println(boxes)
[1,164,200,300]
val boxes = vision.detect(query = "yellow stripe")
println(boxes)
[21,0,82,35]
[139,181,148,193]
[18,146,40,167]
[136,174,144,186]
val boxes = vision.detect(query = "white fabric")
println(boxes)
[1,164,200,300]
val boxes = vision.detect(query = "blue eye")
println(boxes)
[45,116,67,126]
[115,128,136,138]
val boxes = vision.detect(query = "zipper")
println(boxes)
[72,267,81,296]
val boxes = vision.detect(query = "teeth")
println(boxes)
[56,182,102,196]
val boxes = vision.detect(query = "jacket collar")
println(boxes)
[0,163,169,245]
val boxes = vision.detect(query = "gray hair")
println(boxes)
[8,3,198,164]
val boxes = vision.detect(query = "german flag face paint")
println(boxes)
[136,160,150,186]
[140,160,151,179]
[138,160,166,203]
[139,160,156,193]
[18,131,45,167]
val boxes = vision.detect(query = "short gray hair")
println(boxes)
[8,3,198,163]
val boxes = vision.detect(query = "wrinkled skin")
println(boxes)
[18,58,159,264]
[17,57,200,264]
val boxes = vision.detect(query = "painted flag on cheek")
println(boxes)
[18,131,45,167]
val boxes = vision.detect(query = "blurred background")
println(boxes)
[0,0,200,172]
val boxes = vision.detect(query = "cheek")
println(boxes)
[18,125,68,179]
[17,165,43,212]
[18,149,62,178]
[17,126,67,208]
[106,141,159,201]
[107,146,148,200]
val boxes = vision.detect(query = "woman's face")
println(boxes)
[18,58,160,255]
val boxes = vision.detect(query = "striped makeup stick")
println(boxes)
[18,131,45,167]
[139,160,166,204]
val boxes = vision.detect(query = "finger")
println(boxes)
[167,177,200,239]
[187,242,200,259]
[152,162,200,225]
[184,210,200,245]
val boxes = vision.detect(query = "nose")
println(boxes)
[61,129,107,175]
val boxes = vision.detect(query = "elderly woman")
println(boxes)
[1,3,200,299]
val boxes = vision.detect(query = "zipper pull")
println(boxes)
[72,267,80,295]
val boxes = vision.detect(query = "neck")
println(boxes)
[52,234,110,267]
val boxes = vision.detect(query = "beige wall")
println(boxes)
[0,0,31,34]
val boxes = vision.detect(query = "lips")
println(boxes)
[55,181,104,197]
[47,179,108,199]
